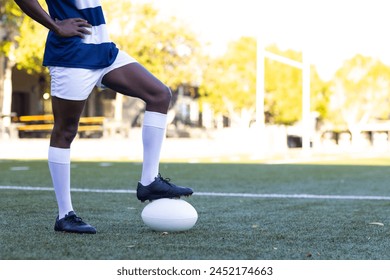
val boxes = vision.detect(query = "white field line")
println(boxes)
[1,185,390,201]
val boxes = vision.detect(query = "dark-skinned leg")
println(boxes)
[48,97,96,233]
[50,96,86,148]
[102,63,193,201]
[102,63,170,184]
[101,63,171,113]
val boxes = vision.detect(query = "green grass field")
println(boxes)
[1,157,390,260]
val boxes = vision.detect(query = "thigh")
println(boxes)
[101,62,167,101]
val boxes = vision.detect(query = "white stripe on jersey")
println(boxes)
[74,0,101,10]
[81,24,110,44]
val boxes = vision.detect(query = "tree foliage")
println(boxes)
[102,1,202,89]
[0,0,23,56]
[264,45,303,124]
[200,36,257,125]
[0,0,24,115]
[200,39,329,127]
[265,45,330,125]
[328,54,390,130]
[13,1,48,74]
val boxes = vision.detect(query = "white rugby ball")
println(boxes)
[141,198,198,232]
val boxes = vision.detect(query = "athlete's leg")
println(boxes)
[47,64,101,233]
[49,97,85,219]
[101,63,193,201]
[48,97,96,233]
[50,96,86,148]
[102,63,170,184]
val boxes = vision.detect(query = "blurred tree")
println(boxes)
[13,0,48,74]
[328,54,390,144]
[0,0,22,56]
[0,0,24,127]
[200,38,329,127]
[102,2,202,89]
[200,37,256,127]
[265,45,330,125]
[264,45,303,125]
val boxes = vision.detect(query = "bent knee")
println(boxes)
[51,124,79,147]
[148,84,172,107]
[160,85,172,104]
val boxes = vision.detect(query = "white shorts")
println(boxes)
[48,51,137,101]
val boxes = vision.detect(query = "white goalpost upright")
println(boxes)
[256,37,311,154]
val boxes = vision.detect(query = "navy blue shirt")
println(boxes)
[43,0,119,69]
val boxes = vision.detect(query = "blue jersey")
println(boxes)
[43,0,119,69]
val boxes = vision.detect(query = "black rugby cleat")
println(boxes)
[136,174,193,202]
[54,211,96,234]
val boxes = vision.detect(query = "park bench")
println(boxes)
[16,115,105,138]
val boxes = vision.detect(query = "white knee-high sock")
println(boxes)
[140,111,167,186]
[48,146,73,219]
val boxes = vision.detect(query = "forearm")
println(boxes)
[14,0,60,33]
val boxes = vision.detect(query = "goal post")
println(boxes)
[256,39,311,154]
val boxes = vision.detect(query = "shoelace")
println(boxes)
[157,173,173,186]
[65,214,83,223]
